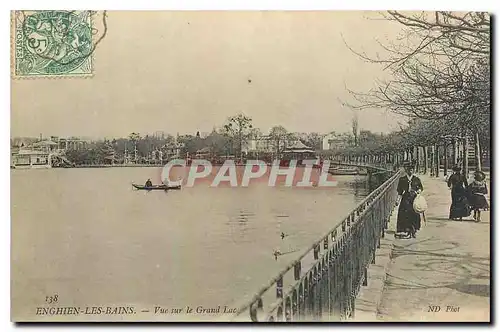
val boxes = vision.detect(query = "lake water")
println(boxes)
[11,167,371,321]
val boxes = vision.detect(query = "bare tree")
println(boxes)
[222,113,253,161]
[345,12,489,121]
[344,11,490,171]
[269,125,289,156]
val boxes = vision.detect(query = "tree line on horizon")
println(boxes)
[15,115,327,165]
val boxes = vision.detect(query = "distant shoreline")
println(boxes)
[11,164,162,169]
[73,164,161,168]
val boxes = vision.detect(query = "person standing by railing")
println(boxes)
[395,161,424,239]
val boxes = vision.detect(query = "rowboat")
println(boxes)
[328,166,360,175]
[132,183,182,191]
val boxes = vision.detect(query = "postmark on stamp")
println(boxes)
[12,10,107,78]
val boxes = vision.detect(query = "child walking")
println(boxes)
[468,171,489,222]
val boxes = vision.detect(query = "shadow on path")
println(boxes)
[386,239,490,298]
[377,176,490,321]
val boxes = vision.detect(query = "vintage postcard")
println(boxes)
[10,10,491,322]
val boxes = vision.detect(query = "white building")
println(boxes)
[50,137,90,151]
[11,149,51,169]
[246,135,274,153]
[322,133,352,150]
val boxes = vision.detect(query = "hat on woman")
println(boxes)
[474,170,486,181]
[452,165,461,172]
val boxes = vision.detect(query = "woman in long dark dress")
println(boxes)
[396,162,423,239]
[447,166,470,221]
[468,171,489,222]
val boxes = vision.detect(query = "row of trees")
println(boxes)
[65,134,178,165]
[218,114,323,159]
[62,114,325,165]
[343,11,490,174]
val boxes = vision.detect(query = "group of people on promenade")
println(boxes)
[447,165,489,222]
[395,161,489,239]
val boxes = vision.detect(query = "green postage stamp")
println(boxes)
[12,10,106,78]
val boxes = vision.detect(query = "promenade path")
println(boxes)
[377,174,491,322]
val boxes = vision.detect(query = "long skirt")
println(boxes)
[469,193,489,210]
[397,192,421,233]
[449,188,470,219]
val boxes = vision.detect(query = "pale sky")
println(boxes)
[11,11,407,138]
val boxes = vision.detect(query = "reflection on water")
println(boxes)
[349,176,369,199]
[11,168,374,320]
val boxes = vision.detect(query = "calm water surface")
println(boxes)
[11,167,370,320]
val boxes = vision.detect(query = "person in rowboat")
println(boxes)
[145,179,153,187]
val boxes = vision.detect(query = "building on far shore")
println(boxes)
[11,136,84,168]
[246,135,274,154]
[11,149,51,169]
[32,139,58,153]
[195,146,213,159]
[282,141,316,163]
[322,133,352,150]
[50,136,90,151]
